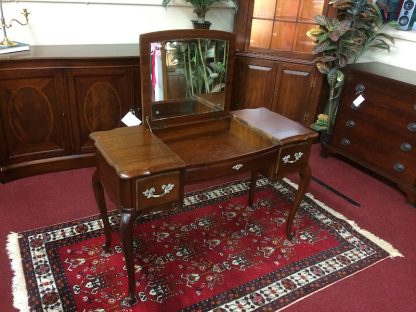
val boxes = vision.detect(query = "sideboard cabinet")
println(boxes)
[0,45,140,182]
[323,62,416,205]
[232,0,331,126]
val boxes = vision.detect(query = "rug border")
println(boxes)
[282,177,403,258]
[6,232,30,312]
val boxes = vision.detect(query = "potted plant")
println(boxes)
[307,0,394,141]
[162,0,238,29]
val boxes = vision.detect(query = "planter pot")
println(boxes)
[319,132,331,145]
[192,20,211,29]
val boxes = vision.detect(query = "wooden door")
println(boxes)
[0,69,71,165]
[66,67,138,154]
[232,57,278,111]
[272,63,320,126]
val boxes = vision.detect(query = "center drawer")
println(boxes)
[184,149,277,183]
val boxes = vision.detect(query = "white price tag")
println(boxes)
[353,94,365,107]
[121,111,142,127]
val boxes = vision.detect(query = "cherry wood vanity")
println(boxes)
[90,29,317,306]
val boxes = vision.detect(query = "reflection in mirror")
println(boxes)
[150,38,229,120]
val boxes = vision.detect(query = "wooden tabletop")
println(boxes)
[90,126,185,179]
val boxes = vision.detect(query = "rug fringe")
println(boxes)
[6,232,30,312]
[282,178,403,258]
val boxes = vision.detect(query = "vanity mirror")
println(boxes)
[140,29,234,130]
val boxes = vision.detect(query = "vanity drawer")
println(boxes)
[135,171,181,210]
[185,149,277,182]
[276,142,311,174]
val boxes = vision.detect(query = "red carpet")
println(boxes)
[7,177,401,311]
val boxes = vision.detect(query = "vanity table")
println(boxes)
[90,29,317,306]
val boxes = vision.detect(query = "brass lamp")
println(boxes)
[0,0,30,47]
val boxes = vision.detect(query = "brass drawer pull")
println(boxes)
[341,138,350,146]
[407,122,416,132]
[282,152,303,164]
[143,183,175,198]
[232,163,243,170]
[394,163,405,173]
[346,120,356,128]
[355,83,365,94]
[400,143,412,152]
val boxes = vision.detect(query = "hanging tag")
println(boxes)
[121,111,142,126]
[353,94,365,107]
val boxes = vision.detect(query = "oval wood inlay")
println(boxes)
[84,83,121,132]
[8,87,53,144]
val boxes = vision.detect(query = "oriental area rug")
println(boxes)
[7,177,402,311]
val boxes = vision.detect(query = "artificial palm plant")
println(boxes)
[162,0,238,24]
[307,0,394,134]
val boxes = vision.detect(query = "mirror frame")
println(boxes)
[139,29,235,130]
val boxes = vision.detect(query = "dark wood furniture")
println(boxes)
[0,44,140,182]
[231,0,332,126]
[90,29,317,306]
[322,62,416,205]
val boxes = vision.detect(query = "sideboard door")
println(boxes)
[66,67,137,154]
[0,69,71,165]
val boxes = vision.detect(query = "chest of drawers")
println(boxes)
[323,62,416,205]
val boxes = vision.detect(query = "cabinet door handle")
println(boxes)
[400,143,412,152]
[393,163,405,173]
[346,120,356,128]
[248,65,272,71]
[143,183,175,198]
[407,122,416,132]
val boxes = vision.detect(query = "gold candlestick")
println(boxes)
[0,0,30,47]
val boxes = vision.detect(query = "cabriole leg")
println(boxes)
[92,170,112,252]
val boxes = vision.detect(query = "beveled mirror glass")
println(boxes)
[140,30,235,129]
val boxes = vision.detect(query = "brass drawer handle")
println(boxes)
[143,183,175,198]
[407,122,416,132]
[232,163,243,170]
[400,143,412,152]
[355,83,365,94]
[394,163,405,173]
[341,138,350,146]
[282,152,303,164]
[346,120,356,128]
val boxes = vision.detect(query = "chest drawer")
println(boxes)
[185,149,277,183]
[333,113,416,151]
[135,171,181,210]
[331,128,416,184]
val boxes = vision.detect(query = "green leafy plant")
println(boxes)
[307,0,394,134]
[162,0,239,23]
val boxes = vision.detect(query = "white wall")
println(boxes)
[3,1,416,71]
[1,0,235,45]
[357,26,416,71]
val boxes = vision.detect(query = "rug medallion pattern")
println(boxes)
[14,178,391,311]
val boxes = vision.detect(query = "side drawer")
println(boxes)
[276,142,311,174]
[185,149,278,183]
[135,171,181,210]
